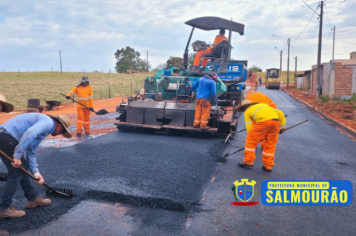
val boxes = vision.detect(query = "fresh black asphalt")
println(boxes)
[0,86,355,235]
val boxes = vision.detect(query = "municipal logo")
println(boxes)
[231,179,259,206]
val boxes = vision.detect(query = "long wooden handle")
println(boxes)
[60,93,91,109]
[0,150,39,181]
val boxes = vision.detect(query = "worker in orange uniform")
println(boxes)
[189,72,217,129]
[237,99,286,172]
[245,92,277,149]
[66,76,94,135]
[192,29,227,71]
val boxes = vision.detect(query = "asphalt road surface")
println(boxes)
[1,86,355,236]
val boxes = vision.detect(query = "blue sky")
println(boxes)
[0,0,355,72]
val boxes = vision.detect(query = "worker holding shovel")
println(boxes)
[0,94,14,114]
[0,113,72,219]
[245,92,278,149]
[237,99,286,172]
[66,76,94,135]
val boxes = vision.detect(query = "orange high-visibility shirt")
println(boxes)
[67,85,93,108]
[207,35,228,51]
[246,92,277,109]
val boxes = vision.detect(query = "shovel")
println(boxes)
[0,150,73,198]
[60,93,109,115]
[222,119,308,158]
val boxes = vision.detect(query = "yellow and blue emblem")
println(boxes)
[231,179,259,206]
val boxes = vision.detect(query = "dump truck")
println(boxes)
[265,68,280,89]
[115,17,245,137]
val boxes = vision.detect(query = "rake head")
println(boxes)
[0,172,8,181]
[44,185,73,198]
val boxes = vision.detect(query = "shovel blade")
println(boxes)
[96,109,109,115]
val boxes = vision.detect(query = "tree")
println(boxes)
[249,65,263,72]
[188,53,197,69]
[114,46,151,73]
[166,56,183,68]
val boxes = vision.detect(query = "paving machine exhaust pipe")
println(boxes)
[222,119,308,158]
[0,150,73,198]
[60,93,108,115]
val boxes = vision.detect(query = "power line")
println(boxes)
[293,10,317,42]
[329,1,356,19]
[324,2,333,30]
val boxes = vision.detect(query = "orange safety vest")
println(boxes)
[67,85,93,108]
[207,35,228,51]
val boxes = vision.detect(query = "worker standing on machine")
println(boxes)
[66,76,94,136]
[189,72,217,130]
[192,29,227,71]
[237,99,286,172]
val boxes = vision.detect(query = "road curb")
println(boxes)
[282,88,356,139]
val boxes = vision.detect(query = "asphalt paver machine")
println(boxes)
[115,17,245,137]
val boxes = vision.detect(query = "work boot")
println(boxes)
[26,197,51,209]
[262,166,272,172]
[0,207,25,219]
[238,162,253,168]
[193,124,200,128]
[200,66,206,71]
[76,131,81,136]
[200,126,210,130]
[85,131,90,135]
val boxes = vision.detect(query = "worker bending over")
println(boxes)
[189,72,217,130]
[66,76,94,135]
[245,92,277,149]
[0,94,14,114]
[237,99,286,172]
[192,29,227,71]
[0,113,72,219]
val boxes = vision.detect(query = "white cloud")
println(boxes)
[0,0,355,71]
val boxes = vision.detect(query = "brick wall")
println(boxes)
[334,63,353,97]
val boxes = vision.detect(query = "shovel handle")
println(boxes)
[0,150,40,182]
[60,93,92,110]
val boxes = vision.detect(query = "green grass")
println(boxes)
[256,71,304,84]
[0,72,152,110]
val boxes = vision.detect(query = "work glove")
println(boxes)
[279,128,287,134]
[89,108,94,112]
[66,96,71,100]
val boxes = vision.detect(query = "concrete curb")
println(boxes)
[282,88,356,139]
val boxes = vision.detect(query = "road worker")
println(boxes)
[0,113,71,219]
[66,76,94,135]
[0,94,14,114]
[245,92,278,149]
[192,29,227,71]
[189,72,217,130]
[237,99,286,172]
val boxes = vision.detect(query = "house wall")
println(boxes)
[334,63,353,99]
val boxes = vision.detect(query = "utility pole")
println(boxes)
[332,26,335,61]
[294,56,298,87]
[59,50,62,73]
[280,50,282,77]
[287,38,290,87]
[316,1,324,98]
[147,51,148,72]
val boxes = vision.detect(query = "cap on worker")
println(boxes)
[47,115,72,139]
[0,94,14,113]
[206,72,218,81]
[237,99,259,111]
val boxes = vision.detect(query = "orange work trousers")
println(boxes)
[77,107,90,132]
[193,49,212,67]
[193,99,211,128]
[244,120,280,169]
